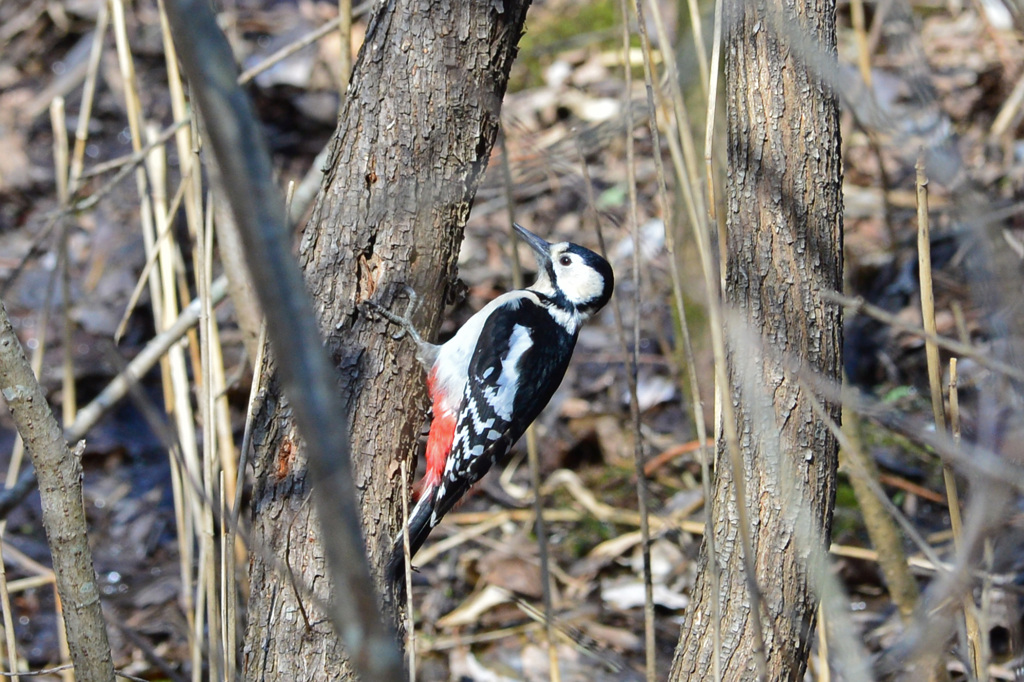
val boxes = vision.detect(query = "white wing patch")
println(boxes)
[430,292,534,415]
[482,324,532,421]
[431,301,541,522]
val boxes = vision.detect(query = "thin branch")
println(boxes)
[0,302,115,682]
[821,290,1024,383]
[0,663,149,682]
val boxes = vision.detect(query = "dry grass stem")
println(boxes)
[5,575,55,594]
[526,409,560,681]
[816,605,830,682]
[615,2,657,676]
[49,98,69,204]
[236,322,267,518]
[419,622,542,653]
[0,544,19,682]
[704,0,723,222]
[69,4,109,191]
[50,98,77,434]
[949,359,984,678]
[644,1,723,674]
[338,0,352,93]
[400,459,415,682]
[684,0,709,99]
[502,130,559,681]
[219,473,233,681]
[113,177,189,343]
[849,0,872,87]
[194,112,225,681]
[411,515,509,568]
[916,159,972,671]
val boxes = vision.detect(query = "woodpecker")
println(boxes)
[371,223,614,587]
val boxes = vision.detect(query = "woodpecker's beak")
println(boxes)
[513,223,552,268]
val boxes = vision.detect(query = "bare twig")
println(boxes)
[0,303,115,682]
[72,119,189,211]
[821,290,1024,383]
[236,9,374,86]
[0,663,150,682]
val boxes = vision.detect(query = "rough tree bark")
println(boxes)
[242,1,531,678]
[669,0,842,679]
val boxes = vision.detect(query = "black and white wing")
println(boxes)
[429,296,577,524]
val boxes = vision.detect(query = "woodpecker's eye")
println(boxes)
[559,255,572,266]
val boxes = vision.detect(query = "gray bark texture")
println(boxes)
[669,0,843,679]
[0,300,115,682]
[242,0,531,678]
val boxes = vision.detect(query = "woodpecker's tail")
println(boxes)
[387,486,437,591]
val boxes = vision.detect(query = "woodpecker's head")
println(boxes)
[514,223,614,320]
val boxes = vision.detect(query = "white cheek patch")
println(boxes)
[558,265,606,307]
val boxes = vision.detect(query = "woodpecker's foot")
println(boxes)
[365,287,438,369]
[365,286,420,338]
[365,304,412,340]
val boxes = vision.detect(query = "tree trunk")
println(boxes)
[669,0,842,679]
[241,1,531,678]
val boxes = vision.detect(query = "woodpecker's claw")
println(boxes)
[365,287,439,369]
[365,301,413,341]
[399,285,420,320]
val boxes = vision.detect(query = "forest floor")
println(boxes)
[1,0,1023,679]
